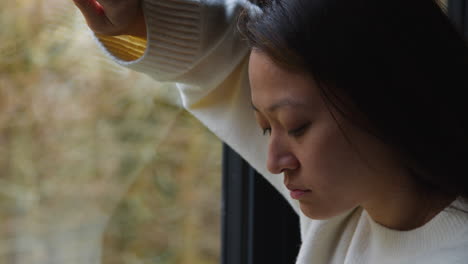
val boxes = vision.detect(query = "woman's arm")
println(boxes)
[72,0,261,84]
[72,0,301,215]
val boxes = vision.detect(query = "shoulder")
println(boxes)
[395,198,468,264]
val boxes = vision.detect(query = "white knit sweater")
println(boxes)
[93,0,468,263]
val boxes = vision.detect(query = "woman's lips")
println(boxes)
[290,189,311,200]
[285,183,311,200]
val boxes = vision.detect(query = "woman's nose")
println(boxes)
[266,136,299,174]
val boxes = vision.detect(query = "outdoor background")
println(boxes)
[0,1,221,264]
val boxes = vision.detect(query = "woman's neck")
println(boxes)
[362,186,456,231]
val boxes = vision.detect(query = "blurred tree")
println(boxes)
[0,1,221,264]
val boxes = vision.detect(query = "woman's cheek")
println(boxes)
[306,125,354,187]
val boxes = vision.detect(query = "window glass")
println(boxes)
[0,1,221,264]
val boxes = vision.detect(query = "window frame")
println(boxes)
[221,145,300,264]
[449,0,467,35]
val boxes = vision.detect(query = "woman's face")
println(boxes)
[248,51,409,220]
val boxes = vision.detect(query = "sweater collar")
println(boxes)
[362,197,468,258]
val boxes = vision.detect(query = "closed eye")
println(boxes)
[288,123,310,137]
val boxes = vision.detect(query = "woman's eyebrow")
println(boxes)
[251,99,307,113]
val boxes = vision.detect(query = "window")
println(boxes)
[222,146,300,264]
[0,2,221,263]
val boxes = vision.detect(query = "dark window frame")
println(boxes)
[221,145,300,264]
[449,0,468,35]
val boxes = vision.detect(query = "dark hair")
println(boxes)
[239,0,468,203]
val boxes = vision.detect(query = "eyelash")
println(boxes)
[288,123,310,137]
[261,123,310,137]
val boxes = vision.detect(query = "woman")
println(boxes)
[73,0,468,262]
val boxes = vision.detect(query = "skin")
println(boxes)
[72,0,146,38]
[249,50,455,231]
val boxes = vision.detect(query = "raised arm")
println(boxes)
[72,0,301,218]
[71,0,262,85]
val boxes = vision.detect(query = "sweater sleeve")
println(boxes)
[92,0,301,215]
[94,0,260,87]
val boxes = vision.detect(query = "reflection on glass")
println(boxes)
[0,1,221,264]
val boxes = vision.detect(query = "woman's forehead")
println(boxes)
[249,51,322,108]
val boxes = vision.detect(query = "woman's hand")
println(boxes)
[72,0,147,39]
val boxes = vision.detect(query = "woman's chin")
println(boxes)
[299,202,332,220]
[299,201,356,220]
